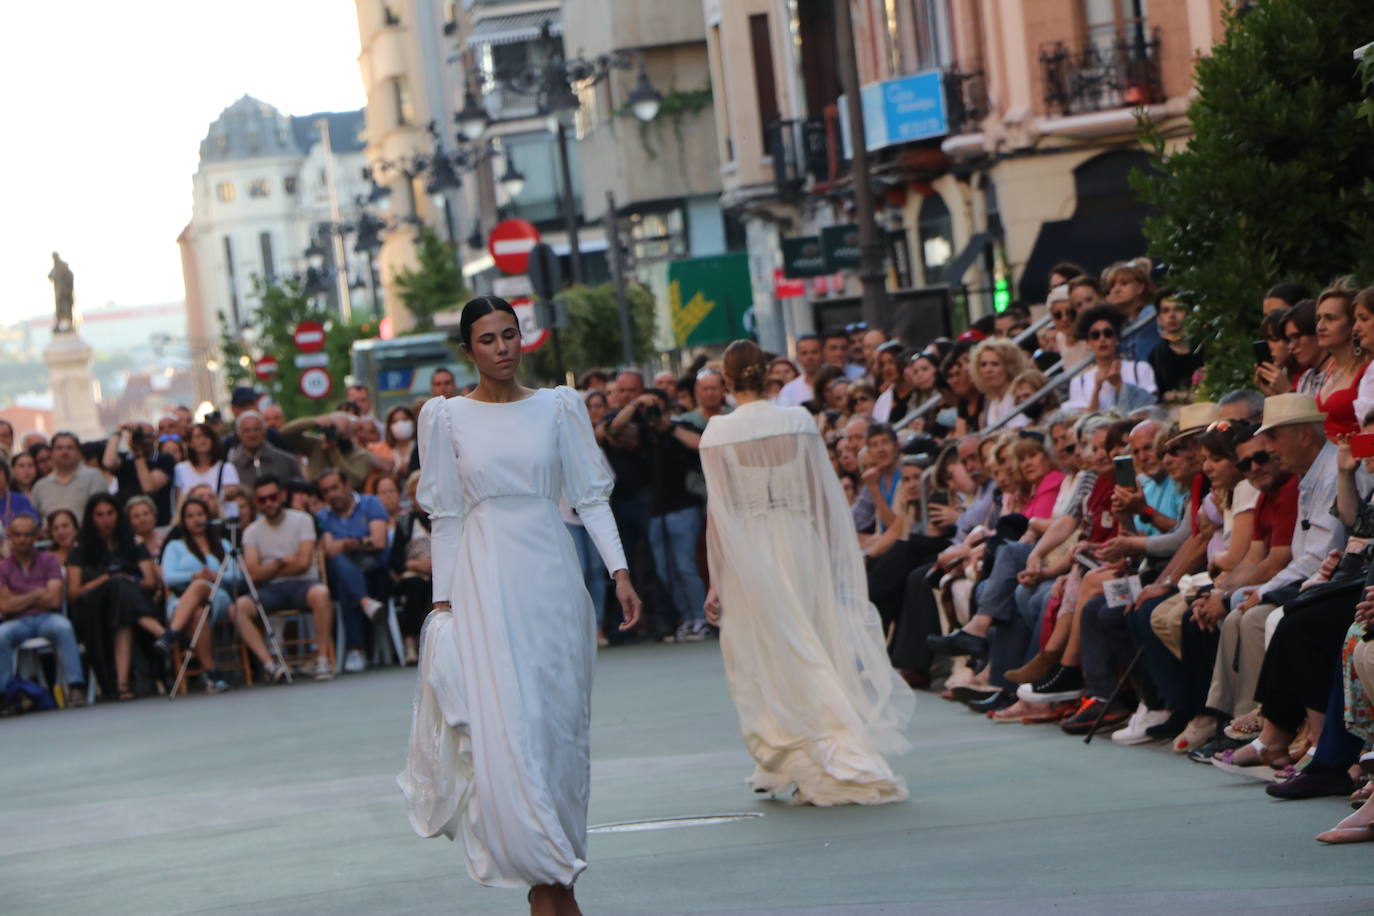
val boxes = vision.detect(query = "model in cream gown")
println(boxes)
[700,397,914,805]
[399,386,627,888]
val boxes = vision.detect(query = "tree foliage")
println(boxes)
[218,277,367,420]
[392,227,470,332]
[527,282,657,382]
[1132,0,1374,396]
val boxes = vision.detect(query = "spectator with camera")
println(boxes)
[227,412,303,491]
[282,411,386,490]
[315,467,389,673]
[31,432,107,524]
[235,475,334,683]
[607,387,710,641]
[0,513,86,706]
[101,422,176,525]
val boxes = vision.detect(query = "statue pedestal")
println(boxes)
[43,331,103,441]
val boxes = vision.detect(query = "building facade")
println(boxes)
[703,0,1226,354]
[179,96,371,405]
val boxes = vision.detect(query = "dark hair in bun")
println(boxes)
[459,295,519,349]
[723,339,768,394]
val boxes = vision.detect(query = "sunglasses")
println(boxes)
[1088,327,1117,340]
[255,492,283,505]
[1237,451,1272,472]
[1051,309,1077,321]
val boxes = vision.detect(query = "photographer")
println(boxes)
[281,412,386,490]
[103,421,176,525]
[315,468,388,673]
[607,388,710,641]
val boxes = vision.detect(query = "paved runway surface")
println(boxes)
[5,641,1374,914]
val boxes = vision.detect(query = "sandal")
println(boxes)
[1350,782,1374,809]
[116,685,135,701]
[1212,738,1292,778]
[1223,710,1262,740]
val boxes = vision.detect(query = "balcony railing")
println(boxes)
[1040,27,1162,117]
[764,117,830,198]
[943,66,989,135]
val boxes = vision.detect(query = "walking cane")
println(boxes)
[1084,647,1143,745]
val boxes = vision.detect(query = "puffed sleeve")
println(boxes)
[555,386,627,575]
[416,396,464,604]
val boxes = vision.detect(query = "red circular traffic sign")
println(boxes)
[293,320,326,353]
[254,355,278,381]
[298,366,333,400]
[489,219,540,275]
[511,298,549,353]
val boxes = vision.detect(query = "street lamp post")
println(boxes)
[463,22,662,292]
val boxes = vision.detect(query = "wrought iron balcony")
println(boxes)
[1040,27,1162,117]
[943,66,989,135]
[764,117,830,198]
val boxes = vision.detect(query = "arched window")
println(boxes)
[917,193,953,285]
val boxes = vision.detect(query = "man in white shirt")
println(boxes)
[777,334,824,406]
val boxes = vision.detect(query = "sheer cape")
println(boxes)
[700,400,914,805]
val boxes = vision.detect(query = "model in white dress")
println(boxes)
[399,385,629,889]
[700,367,915,806]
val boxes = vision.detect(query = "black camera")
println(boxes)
[321,424,339,443]
[642,404,663,426]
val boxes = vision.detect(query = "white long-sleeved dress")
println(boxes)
[399,386,626,888]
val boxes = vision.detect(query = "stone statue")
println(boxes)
[48,251,75,332]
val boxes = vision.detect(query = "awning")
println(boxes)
[943,231,996,285]
[1017,210,1149,304]
[467,12,562,47]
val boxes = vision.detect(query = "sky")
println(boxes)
[1,1,367,327]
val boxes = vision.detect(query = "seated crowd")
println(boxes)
[840,262,1374,844]
[0,368,466,707]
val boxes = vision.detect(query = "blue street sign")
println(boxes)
[379,368,415,395]
[840,68,949,156]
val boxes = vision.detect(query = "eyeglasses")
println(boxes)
[1088,328,1117,340]
[1237,451,1272,472]
[255,492,283,505]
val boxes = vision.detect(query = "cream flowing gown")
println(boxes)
[700,400,914,805]
[399,386,626,888]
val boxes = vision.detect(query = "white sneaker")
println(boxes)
[1111,703,1172,745]
[314,657,335,681]
[343,649,367,674]
[360,597,385,620]
[680,622,707,642]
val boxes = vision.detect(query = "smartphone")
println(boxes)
[1351,433,1374,460]
[1113,455,1137,489]
[1252,339,1272,366]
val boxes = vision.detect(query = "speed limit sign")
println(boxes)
[298,366,333,400]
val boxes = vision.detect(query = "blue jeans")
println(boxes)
[325,553,388,651]
[566,523,609,629]
[647,506,707,628]
[0,613,84,687]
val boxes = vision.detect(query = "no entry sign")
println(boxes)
[254,355,279,381]
[489,219,540,275]
[293,320,326,353]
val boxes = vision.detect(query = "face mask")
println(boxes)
[936,407,958,429]
[391,420,415,441]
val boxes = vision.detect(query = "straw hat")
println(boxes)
[1163,401,1218,448]
[1256,393,1327,436]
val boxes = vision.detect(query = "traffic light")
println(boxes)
[993,276,1011,313]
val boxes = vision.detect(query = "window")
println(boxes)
[749,14,781,138]
[283,176,298,195]
[259,232,276,284]
[248,178,270,198]
[223,236,242,328]
[911,0,953,70]
[392,77,415,126]
[216,182,236,203]
[917,193,953,285]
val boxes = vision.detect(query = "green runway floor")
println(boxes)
[4,641,1374,914]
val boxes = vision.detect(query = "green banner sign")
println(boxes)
[781,236,827,278]
[667,252,753,347]
[822,223,862,271]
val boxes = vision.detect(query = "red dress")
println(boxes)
[1316,361,1371,441]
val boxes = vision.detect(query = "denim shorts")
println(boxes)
[257,579,318,613]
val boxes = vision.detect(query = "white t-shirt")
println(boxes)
[241,508,318,583]
[1065,360,1157,410]
[174,460,240,498]
[776,375,814,407]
